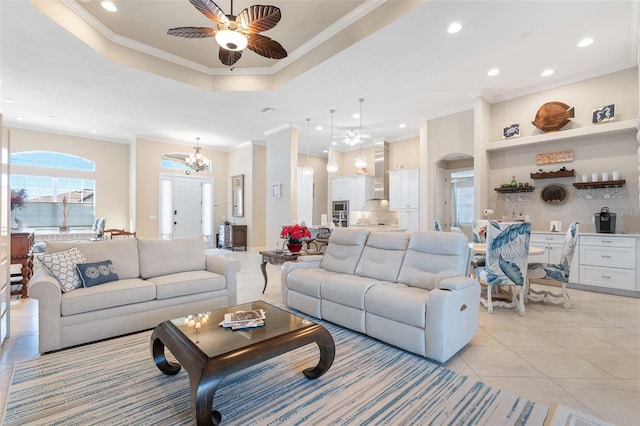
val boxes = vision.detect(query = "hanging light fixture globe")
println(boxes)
[326,109,338,173]
[354,98,367,169]
[215,29,248,51]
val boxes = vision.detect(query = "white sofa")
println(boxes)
[29,237,240,352]
[281,229,480,363]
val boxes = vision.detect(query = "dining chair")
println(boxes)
[526,221,579,308]
[475,221,531,316]
[471,219,488,269]
[433,220,442,231]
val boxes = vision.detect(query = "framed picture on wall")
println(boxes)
[272,183,281,199]
[503,123,520,138]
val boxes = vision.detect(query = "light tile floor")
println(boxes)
[1,249,638,425]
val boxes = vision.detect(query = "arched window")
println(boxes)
[10,151,95,228]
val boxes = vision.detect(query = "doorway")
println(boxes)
[158,174,213,244]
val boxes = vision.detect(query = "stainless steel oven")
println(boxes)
[332,200,349,227]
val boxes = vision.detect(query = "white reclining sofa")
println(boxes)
[281,228,480,363]
[29,237,240,352]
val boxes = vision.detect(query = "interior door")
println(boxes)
[173,177,202,239]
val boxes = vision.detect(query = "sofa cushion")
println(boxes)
[46,239,140,280]
[397,231,469,290]
[365,283,429,328]
[76,260,119,287]
[287,268,334,298]
[320,229,369,274]
[38,247,87,292]
[147,270,227,300]
[355,232,409,282]
[321,274,383,310]
[60,278,155,316]
[138,237,205,279]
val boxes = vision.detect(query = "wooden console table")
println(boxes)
[11,231,34,298]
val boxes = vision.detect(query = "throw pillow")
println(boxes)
[76,260,119,288]
[37,247,87,292]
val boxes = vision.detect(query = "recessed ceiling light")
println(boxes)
[352,113,360,119]
[316,125,323,131]
[331,141,337,146]
[101,1,117,12]
[48,115,57,118]
[5,98,14,103]
[541,69,555,77]
[399,123,406,129]
[487,68,500,77]
[91,129,97,133]
[322,149,328,153]
[447,22,462,34]
[16,116,23,120]
[577,37,594,47]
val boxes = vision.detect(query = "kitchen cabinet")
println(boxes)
[389,168,419,210]
[331,176,372,210]
[351,176,373,210]
[578,235,637,292]
[331,176,354,201]
[398,209,419,232]
[529,232,564,264]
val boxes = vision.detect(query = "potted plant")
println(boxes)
[280,224,311,253]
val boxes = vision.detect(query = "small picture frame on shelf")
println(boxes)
[592,104,615,124]
[503,123,520,138]
[272,183,281,199]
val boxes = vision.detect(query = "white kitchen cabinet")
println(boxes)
[389,168,419,210]
[331,176,354,201]
[528,232,564,264]
[578,235,637,292]
[351,175,373,210]
[398,209,419,232]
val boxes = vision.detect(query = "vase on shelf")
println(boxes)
[286,242,303,253]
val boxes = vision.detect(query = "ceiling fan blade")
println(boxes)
[236,5,281,33]
[167,27,216,38]
[247,33,287,59]
[219,48,242,66]
[188,0,229,26]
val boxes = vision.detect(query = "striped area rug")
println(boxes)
[2,319,549,425]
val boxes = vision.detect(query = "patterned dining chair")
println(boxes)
[433,220,442,231]
[526,221,579,308]
[475,221,531,316]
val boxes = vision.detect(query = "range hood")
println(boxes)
[372,141,389,200]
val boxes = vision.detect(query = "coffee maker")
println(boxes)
[595,207,616,233]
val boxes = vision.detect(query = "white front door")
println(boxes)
[173,177,203,239]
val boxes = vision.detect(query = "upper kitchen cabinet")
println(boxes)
[331,176,354,201]
[352,175,373,210]
[389,168,419,210]
[331,176,373,210]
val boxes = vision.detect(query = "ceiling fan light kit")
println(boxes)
[167,0,287,67]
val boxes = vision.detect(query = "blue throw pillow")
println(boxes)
[76,260,119,288]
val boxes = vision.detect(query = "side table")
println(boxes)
[260,251,303,294]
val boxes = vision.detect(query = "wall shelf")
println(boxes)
[530,169,575,179]
[494,186,535,194]
[486,119,636,152]
[572,180,626,189]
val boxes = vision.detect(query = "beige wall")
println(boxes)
[8,128,130,230]
[389,136,420,169]
[251,144,266,249]
[134,137,228,239]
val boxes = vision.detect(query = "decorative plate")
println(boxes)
[541,184,568,205]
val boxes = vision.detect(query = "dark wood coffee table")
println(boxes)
[150,300,335,426]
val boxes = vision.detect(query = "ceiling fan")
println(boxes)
[167,0,287,67]
[335,128,371,146]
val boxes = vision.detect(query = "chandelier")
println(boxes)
[354,98,367,169]
[185,137,211,175]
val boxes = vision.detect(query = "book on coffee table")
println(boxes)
[220,309,266,329]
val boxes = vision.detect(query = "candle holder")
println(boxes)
[185,312,211,343]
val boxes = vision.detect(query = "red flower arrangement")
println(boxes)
[10,189,27,211]
[280,224,311,244]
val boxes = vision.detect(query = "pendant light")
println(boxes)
[354,98,367,169]
[302,118,314,176]
[326,109,338,173]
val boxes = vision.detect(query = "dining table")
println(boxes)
[471,243,546,256]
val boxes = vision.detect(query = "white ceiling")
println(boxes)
[1,0,638,157]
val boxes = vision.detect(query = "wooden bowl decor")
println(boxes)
[532,101,575,133]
